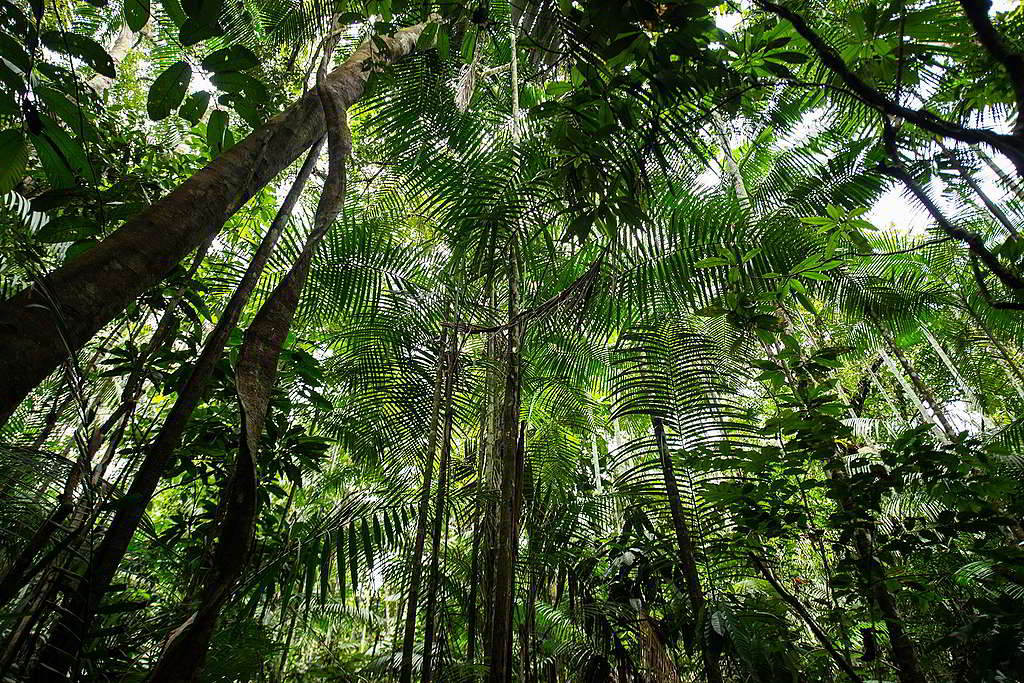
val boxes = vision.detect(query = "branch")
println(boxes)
[970,254,1024,310]
[877,162,1024,292]
[447,251,606,334]
[757,0,1024,173]
[957,0,1024,133]
[749,553,865,683]
[938,142,1021,238]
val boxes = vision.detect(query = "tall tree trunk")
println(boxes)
[652,417,723,683]
[466,492,483,665]
[487,262,525,683]
[884,337,954,437]
[0,19,434,426]
[421,354,457,682]
[399,329,452,683]
[836,406,926,683]
[878,347,950,440]
[31,139,324,682]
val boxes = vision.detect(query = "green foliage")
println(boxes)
[3,0,1024,681]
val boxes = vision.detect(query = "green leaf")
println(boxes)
[0,0,31,35]
[210,71,267,102]
[206,108,230,155]
[178,90,210,124]
[566,213,593,241]
[29,117,96,188]
[201,45,259,72]
[795,291,818,315]
[63,238,97,262]
[0,62,23,115]
[218,92,262,127]
[0,128,27,194]
[147,61,191,121]
[179,0,223,45]
[124,0,150,31]
[35,214,98,243]
[0,31,30,73]
[347,521,359,592]
[318,537,331,604]
[416,21,438,51]
[335,530,346,604]
[179,16,223,45]
[694,257,730,268]
[360,518,374,569]
[435,26,449,60]
[460,30,476,62]
[802,271,832,281]
[160,0,186,26]
[767,50,808,64]
[35,87,99,141]
[40,31,116,78]
[741,248,761,263]
[695,305,727,317]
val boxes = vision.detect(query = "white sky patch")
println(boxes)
[715,11,744,32]
[190,70,214,93]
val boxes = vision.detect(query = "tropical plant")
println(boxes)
[2,0,1024,681]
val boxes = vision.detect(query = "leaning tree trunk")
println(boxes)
[31,137,324,682]
[0,19,434,426]
[138,39,352,680]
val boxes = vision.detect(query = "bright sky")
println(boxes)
[713,0,1021,238]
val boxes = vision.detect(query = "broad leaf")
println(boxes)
[147,61,191,121]
[28,117,96,188]
[0,128,28,194]
[0,32,30,73]
[40,31,116,78]
[210,71,268,102]
[201,45,259,72]
[123,0,150,32]
[179,91,210,124]
[206,109,231,155]
[178,0,223,45]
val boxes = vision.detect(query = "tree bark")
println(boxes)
[0,19,433,426]
[487,264,525,683]
[652,416,723,683]
[399,330,452,683]
[421,353,457,682]
[146,39,353,676]
[31,138,324,682]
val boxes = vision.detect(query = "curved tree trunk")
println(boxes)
[145,48,354,678]
[31,138,324,682]
[0,19,432,426]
